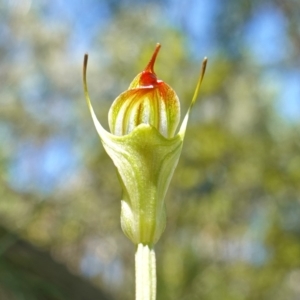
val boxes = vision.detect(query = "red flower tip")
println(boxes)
[145,43,161,73]
[139,43,161,87]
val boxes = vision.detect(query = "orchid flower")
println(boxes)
[83,44,207,300]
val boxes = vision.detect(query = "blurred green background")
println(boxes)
[1,0,300,299]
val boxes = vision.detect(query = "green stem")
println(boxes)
[135,243,156,300]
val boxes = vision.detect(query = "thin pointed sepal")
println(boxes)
[83,54,113,141]
[178,57,208,138]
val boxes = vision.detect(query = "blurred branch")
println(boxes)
[0,226,115,300]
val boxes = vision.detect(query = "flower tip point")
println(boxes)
[83,54,88,70]
[145,43,161,73]
[200,57,208,83]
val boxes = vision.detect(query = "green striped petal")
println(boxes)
[108,44,180,138]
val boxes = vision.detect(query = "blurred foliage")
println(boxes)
[1,0,300,299]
